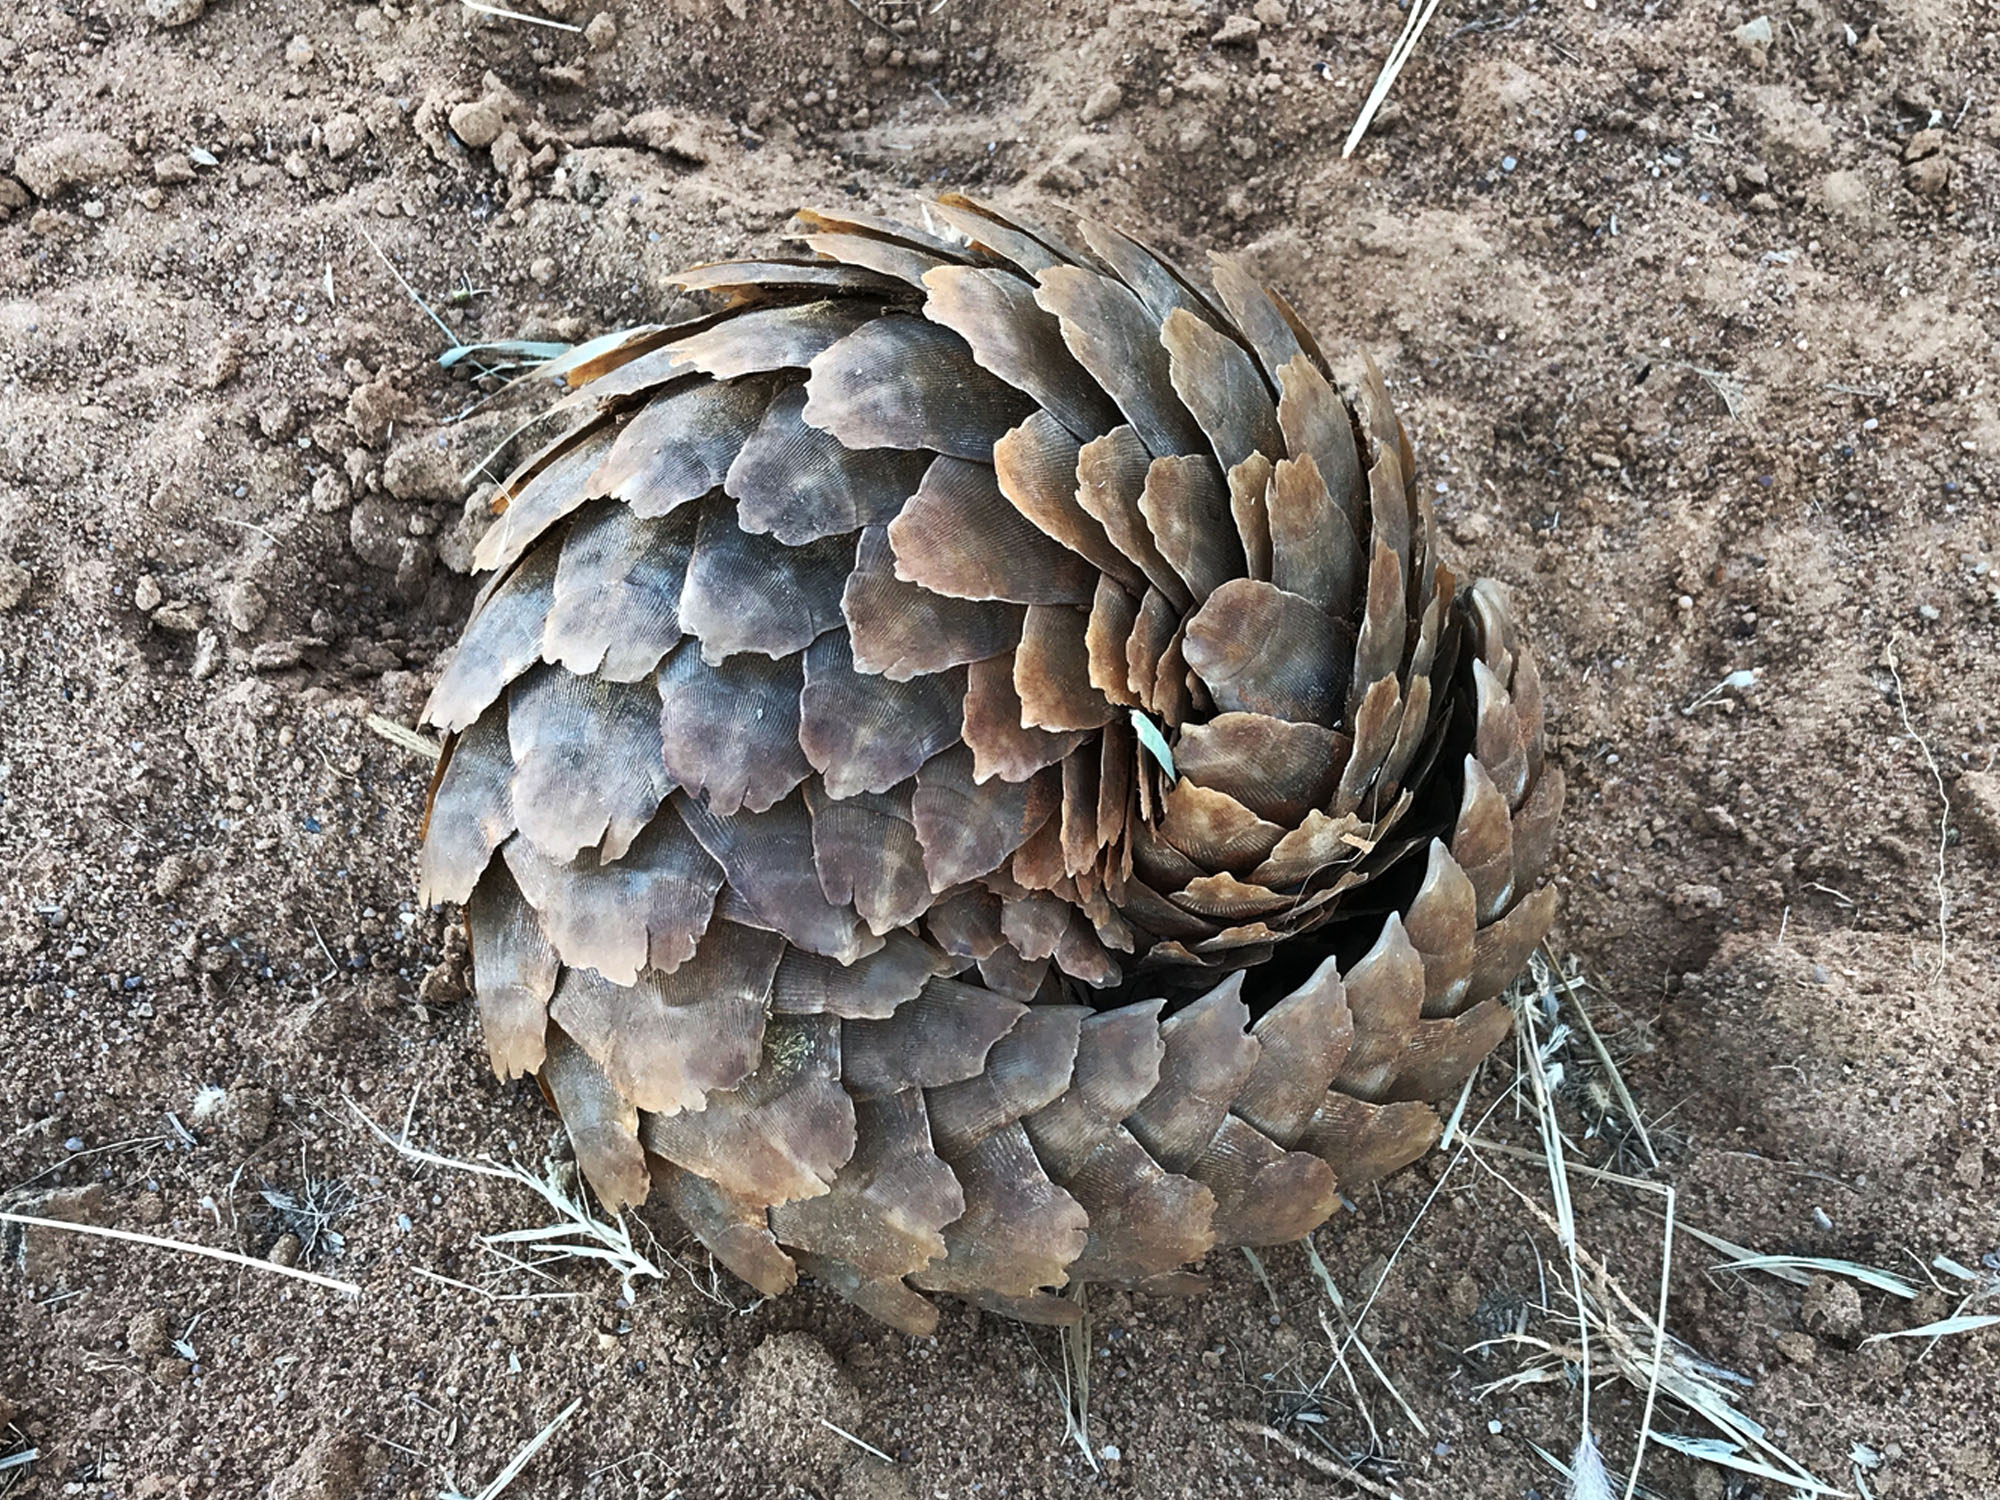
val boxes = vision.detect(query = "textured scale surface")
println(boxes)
[420,197,1564,1334]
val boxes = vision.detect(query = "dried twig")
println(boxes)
[1229,1420,1404,1499]
[350,1100,662,1298]
[365,713,442,763]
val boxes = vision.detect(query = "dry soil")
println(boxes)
[2,0,1998,1496]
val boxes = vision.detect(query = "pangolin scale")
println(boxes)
[418,196,1563,1332]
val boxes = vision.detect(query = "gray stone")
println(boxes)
[349,497,408,571]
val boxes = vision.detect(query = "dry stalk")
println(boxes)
[1343,0,1449,158]
[0,1210,360,1295]
[441,1397,582,1500]
[458,1,582,32]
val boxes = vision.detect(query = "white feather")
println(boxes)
[1569,1432,1615,1500]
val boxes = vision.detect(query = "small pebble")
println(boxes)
[323,113,365,160]
[223,581,267,634]
[0,560,30,611]
[146,0,206,25]
[154,854,192,898]
[448,97,505,149]
[128,1309,173,1357]
[1733,15,1774,47]
[1080,82,1123,124]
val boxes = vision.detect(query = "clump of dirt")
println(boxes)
[3,0,1996,1495]
[735,1331,904,1494]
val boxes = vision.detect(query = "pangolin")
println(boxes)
[417,197,1562,1332]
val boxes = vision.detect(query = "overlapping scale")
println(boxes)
[420,196,1564,1332]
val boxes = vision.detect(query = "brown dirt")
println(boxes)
[3,0,1997,1496]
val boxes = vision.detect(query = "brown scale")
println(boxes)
[417,196,1564,1329]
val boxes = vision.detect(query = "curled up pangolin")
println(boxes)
[417,198,1562,1333]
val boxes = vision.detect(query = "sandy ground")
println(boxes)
[2,0,1998,1495]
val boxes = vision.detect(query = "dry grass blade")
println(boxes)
[1325,1082,1517,1360]
[1469,957,1684,1500]
[1019,1291,1098,1471]
[0,1447,40,1480]
[411,1266,583,1303]
[1343,0,1447,157]
[1544,946,1658,1169]
[354,221,462,351]
[1461,1152,1838,1497]
[1513,962,1579,1251]
[1056,1282,1096,1470]
[0,1210,361,1295]
[1714,1254,1919,1301]
[1648,1433,1844,1494]
[1508,961,1606,1484]
[443,1397,582,1500]
[1678,1224,1919,1299]
[1303,1237,1430,1439]
[458,0,583,31]
[0,1443,37,1500]
[1438,1066,1479,1149]
[1239,1245,1284,1317]
[818,1420,896,1466]
[1863,1314,2000,1344]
